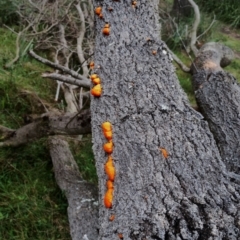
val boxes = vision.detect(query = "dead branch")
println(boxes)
[187,0,200,56]
[42,72,90,88]
[165,46,191,72]
[29,50,89,82]
[196,15,216,40]
[0,110,91,147]
[75,2,89,77]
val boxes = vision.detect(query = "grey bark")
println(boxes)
[48,136,99,240]
[91,1,240,239]
[191,43,240,174]
[0,110,91,147]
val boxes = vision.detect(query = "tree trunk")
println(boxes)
[91,1,240,239]
[192,42,240,174]
[48,136,99,240]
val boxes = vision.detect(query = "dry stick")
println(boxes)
[187,0,200,56]
[75,2,89,77]
[196,15,216,40]
[29,50,90,82]
[171,17,198,72]
[165,46,191,72]
[41,72,90,88]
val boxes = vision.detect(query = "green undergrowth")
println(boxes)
[0,139,71,240]
[0,27,96,239]
[71,136,98,184]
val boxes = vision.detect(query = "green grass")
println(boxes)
[0,27,97,239]
[71,136,98,184]
[0,140,71,240]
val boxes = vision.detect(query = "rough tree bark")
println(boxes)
[192,42,240,174]
[91,1,240,239]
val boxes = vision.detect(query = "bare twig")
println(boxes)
[29,50,89,82]
[41,73,90,88]
[75,2,89,77]
[187,0,200,56]
[165,46,191,72]
[196,15,216,40]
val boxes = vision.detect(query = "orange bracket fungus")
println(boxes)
[90,74,98,80]
[106,180,114,189]
[90,74,101,84]
[91,84,102,97]
[102,121,112,132]
[92,77,101,85]
[118,233,124,239]
[104,188,113,208]
[89,61,94,69]
[105,155,115,181]
[160,148,169,159]
[132,1,137,7]
[102,23,110,36]
[95,7,102,16]
[103,141,113,154]
[103,130,112,140]
[102,122,113,140]
[109,215,115,221]
[152,50,157,55]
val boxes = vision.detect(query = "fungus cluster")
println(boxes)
[89,61,94,69]
[95,7,103,18]
[95,6,111,36]
[90,74,102,97]
[102,23,110,36]
[102,122,115,209]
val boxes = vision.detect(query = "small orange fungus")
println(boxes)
[118,233,123,239]
[160,148,169,158]
[89,61,94,69]
[102,23,110,36]
[104,130,112,140]
[99,13,103,19]
[105,155,115,181]
[92,77,101,85]
[152,50,157,55]
[102,122,113,140]
[132,1,137,7]
[95,7,102,15]
[104,188,113,208]
[90,74,98,80]
[102,122,112,132]
[103,141,113,154]
[106,180,114,189]
[91,84,102,97]
[109,215,115,221]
